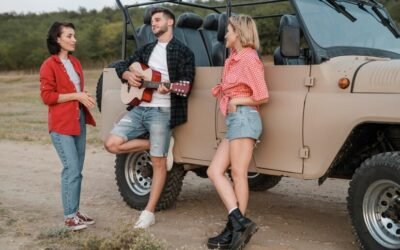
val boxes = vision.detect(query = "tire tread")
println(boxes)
[347,152,400,250]
[115,153,186,211]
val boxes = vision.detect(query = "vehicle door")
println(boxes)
[216,64,310,174]
[173,67,223,166]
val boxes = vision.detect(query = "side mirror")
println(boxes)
[280,26,301,58]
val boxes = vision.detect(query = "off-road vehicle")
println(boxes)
[97,0,400,249]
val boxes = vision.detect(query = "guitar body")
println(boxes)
[120,62,190,105]
[120,62,161,106]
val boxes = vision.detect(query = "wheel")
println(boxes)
[115,151,186,211]
[96,60,124,112]
[95,73,103,112]
[247,173,282,191]
[192,167,208,178]
[228,172,282,191]
[348,152,400,250]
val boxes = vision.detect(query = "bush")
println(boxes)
[37,224,165,250]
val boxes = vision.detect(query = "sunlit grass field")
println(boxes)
[0,70,103,145]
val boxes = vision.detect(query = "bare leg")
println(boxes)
[207,139,238,212]
[104,134,150,154]
[229,138,255,214]
[145,156,167,212]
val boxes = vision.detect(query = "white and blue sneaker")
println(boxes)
[134,210,155,229]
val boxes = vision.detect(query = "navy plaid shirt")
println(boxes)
[114,37,195,128]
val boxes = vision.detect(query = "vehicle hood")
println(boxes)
[353,59,400,93]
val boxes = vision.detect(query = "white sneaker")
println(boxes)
[167,137,174,171]
[134,210,155,229]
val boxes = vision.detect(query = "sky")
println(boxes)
[0,0,147,14]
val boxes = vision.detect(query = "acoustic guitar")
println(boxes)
[120,62,190,106]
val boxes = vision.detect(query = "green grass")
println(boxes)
[6,218,17,226]
[37,227,70,240]
[37,224,166,250]
[0,207,7,216]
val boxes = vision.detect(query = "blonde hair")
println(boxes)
[228,15,260,50]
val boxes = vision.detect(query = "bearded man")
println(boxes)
[105,7,195,228]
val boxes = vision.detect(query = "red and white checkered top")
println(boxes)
[212,47,268,116]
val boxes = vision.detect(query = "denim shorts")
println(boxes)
[110,106,171,157]
[226,106,262,141]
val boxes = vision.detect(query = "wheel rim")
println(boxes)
[248,172,260,180]
[124,151,152,196]
[363,179,400,249]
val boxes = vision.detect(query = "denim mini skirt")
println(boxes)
[226,105,262,141]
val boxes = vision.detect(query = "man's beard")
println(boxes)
[153,25,168,37]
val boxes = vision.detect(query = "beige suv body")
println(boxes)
[102,57,400,177]
[98,0,400,249]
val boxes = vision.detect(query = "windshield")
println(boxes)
[295,0,400,55]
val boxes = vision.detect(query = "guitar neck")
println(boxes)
[143,81,170,89]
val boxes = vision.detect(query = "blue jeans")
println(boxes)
[50,108,86,218]
[110,106,171,157]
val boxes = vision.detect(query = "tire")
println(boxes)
[96,60,124,112]
[96,73,103,112]
[228,172,282,191]
[115,151,186,211]
[247,173,282,191]
[192,167,208,178]
[348,152,400,250]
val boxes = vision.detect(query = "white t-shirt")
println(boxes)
[61,58,81,92]
[140,42,171,107]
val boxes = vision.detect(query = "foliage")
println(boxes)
[37,227,70,239]
[0,1,399,71]
[36,224,165,250]
[0,7,124,71]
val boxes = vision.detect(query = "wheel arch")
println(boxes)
[318,122,400,185]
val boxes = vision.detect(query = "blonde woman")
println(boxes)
[207,15,268,249]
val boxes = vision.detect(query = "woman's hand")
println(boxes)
[76,92,95,109]
[57,92,95,108]
[228,100,237,113]
[228,97,269,113]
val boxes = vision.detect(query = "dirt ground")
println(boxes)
[0,140,358,250]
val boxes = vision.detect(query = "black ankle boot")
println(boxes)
[228,208,258,250]
[207,219,233,249]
